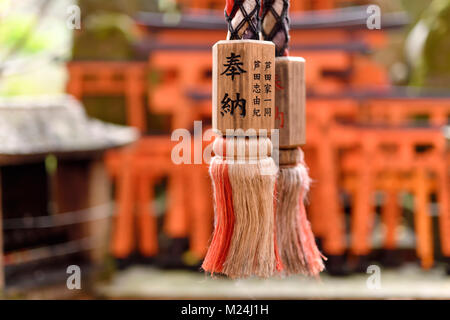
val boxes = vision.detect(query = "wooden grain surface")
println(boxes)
[275,56,306,147]
[213,40,275,136]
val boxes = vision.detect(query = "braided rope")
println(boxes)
[225,0,261,40]
[261,0,290,56]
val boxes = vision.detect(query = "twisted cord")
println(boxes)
[225,0,261,40]
[261,0,290,56]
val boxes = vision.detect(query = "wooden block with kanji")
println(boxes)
[213,40,275,136]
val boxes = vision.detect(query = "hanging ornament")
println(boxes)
[202,0,281,278]
[262,0,326,276]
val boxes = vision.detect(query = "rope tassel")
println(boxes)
[277,149,325,276]
[202,0,281,278]
[204,137,280,278]
[202,159,235,273]
[262,0,326,276]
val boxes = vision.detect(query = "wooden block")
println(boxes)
[275,56,306,147]
[279,148,301,166]
[213,136,273,159]
[213,40,275,136]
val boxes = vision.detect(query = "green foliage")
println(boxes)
[0,14,53,55]
[82,96,127,125]
[0,66,66,96]
[78,0,138,17]
[72,13,137,60]
[400,0,434,23]
[0,2,72,96]
[409,0,450,88]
